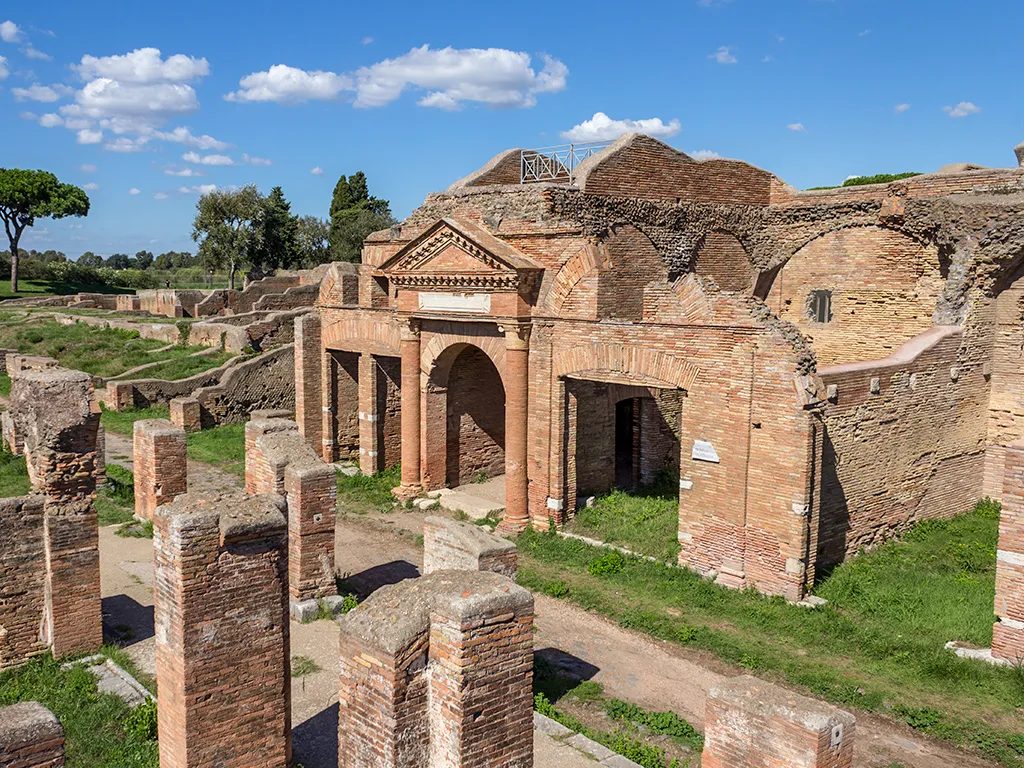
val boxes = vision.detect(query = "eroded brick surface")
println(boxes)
[133,419,187,521]
[0,702,65,767]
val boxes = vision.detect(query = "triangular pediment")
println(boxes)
[379,218,541,280]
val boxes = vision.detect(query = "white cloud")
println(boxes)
[79,163,98,173]
[690,149,721,160]
[310,166,324,175]
[128,187,141,195]
[560,112,681,142]
[762,55,773,63]
[243,153,272,166]
[66,79,200,124]
[354,46,567,109]
[153,192,170,200]
[194,184,217,195]
[225,64,352,104]
[38,113,62,127]
[894,103,911,114]
[858,29,872,36]
[0,55,8,80]
[77,128,102,144]
[0,21,21,44]
[183,151,235,166]
[361,36,374,45]
[11,83,73,102]
[164,167,202,177]
[709,46,737,64]
[787,122,806,132]
[22,45,50,61]
[153,126,230,150]
[18,111,36,120]
[82,182,100,190]
[105,136,149,152]
[74,48,209,84]
[944,101,981,118]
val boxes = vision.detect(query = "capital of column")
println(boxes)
[400,318,421,341]
[500,322,531,351]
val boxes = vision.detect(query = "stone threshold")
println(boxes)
[534,711,644,768]
[61,654,152,708]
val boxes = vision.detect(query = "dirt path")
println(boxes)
[102,433,1001,768]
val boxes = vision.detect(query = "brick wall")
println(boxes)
[337,571,533,768]
[994,442,1024,661]
[702,676,855,768]
[0,702,65,767]
[422,516,518,578]
[0,495,46,669]
[154,491,291,768]
[133,419,187,521]
[169,398,202,433]
[284,461,337,602]
[446,345,506,485]
[294,313,322,453]
[765,226,943,366]
[330,350,360,462]
[695,230,754,292]
[596,224,667,321]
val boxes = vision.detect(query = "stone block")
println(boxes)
[423,515,518,579]
[0,701,64,767]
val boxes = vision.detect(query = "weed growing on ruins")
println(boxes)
[0,654,159,767]
[290,655,321,678]
[336,465,401,515]
[566,471,681,561]
[0,441,30,497]
[518,501,1024,766]
[116,520,154,539]
[185,424,245,478]
[588,550,627,576]
[0,319,219,379]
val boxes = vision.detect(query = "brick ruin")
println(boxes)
[133,419,188,521]
[297,131,1024,600]
[0,364,102,668]
[153,490,292,768]
[0,701,65,767]
[702,676,855,768]
[337,570,535,768]
[423,515,518,578]
[993,440,1024,661]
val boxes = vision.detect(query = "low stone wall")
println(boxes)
[253,283,319,313]
[50,312,180,345]
[102,356,239,411]
[0,702,65,767]
[423,516,518,578]
[702,676,855,768]
[187,344,295,428]
[189,308,309,353]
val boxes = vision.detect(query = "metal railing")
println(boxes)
[520,141,613,185]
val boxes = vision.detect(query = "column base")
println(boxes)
[496,517,530,536]
[392,484,422,503]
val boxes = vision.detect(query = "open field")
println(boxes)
[519,499,1024,766]
[0,280,133,299]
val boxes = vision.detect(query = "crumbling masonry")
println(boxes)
[422,515,518,579]
[133,419,188,521]
[337,570,534,768]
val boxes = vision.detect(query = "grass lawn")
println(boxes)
[99,405,170,437]
[0,319,214,379]
[186,424,246,478]
[0,280,133,299]
[566,472,681,562]
[337,465,402,515]
[519,499,1024,767]
[0,654,158,767]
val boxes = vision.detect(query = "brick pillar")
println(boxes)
[994,441,1024,661]
[0,702,65,767]
[322,350,337,463]
[394,320,421,501]
[358,352,380,475]
[423,516,518,578]
[169,397,202,433]
[500,324,531,534]
[295,313,323,453]
[702,677,855,768]
[540,378,567,528]
[285,461,336,603]
[155,491,291,768]
[245,418,299,495]
[337,571,534,768]
[133,419,187,521]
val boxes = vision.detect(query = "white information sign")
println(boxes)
[418,292,491,313]
[691,440,720,464]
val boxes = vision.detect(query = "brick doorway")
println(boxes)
[443,345,506,487]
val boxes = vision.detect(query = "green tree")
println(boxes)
[0,169,89,292]
[134,250,154,270]
[153,252,173,270]
[252,186,299,272]
[106,253,131,270]
[327,171,395,263]
[191,184,263,290]
[296,215,330,267]
[79,251,103,267]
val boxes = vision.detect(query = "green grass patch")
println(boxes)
[0,443,31,498]
[0,280,132,299]
[566,472,680,561]
[117,351,234,382]
[0,373,11,397]
[291,655,322,678]
[99,405,170,437]
[0,653,158,767]
[0,318,217,379]
[518,499,1024,766]
[97,464,137,527]
[186,424,245,478]
[337,465,401,515]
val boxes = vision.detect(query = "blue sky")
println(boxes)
[3,0,1022,258]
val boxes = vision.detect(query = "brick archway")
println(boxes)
[554,343,701,392]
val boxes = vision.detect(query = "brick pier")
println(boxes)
[133,419,187,521]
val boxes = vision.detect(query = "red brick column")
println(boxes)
[337,571,534,768]
[294,313,323,453]
[702,677,855,768]
[394,320,422,501]
[357,352,380,475]
[133,419,187,521]
[284,461,336,603]
[0,702,65,767]
[155,490,291,768]
[500,324,531,534]
[994,441,1024,661]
